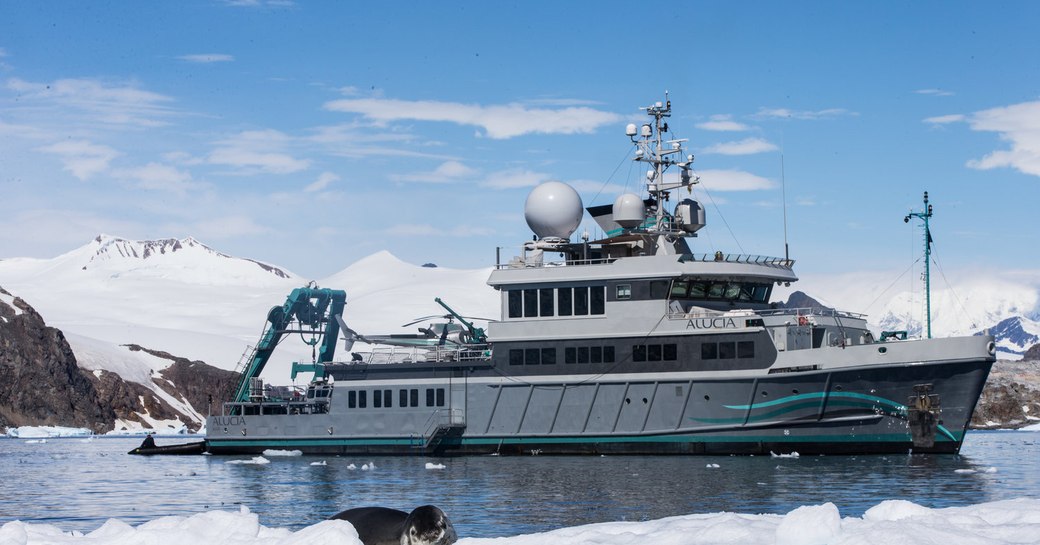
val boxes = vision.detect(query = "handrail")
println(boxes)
[496,253,794,270]
[340,344,492,365]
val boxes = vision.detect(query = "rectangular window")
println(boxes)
[648,344,662,361]
[664,344,677,361]
[436,388,445,407]
[752,285,771,303]
[591,286,605,315]
[577,346,590,364]
[373,390,382,408]
[604,346,615,362]
[410,389,419,407]
[539,289,555,317]
[525,348,540,365]
[541,347,556,365]
[557,288,572,316]
[399,389,408,407]
[707,283,726,299]
[524,289,538,317]
[508,290,522,318]
[738,341,755,359]
[383,389,392,408]
[426,388,435,407]
[689,282,707,298]
[719,342,736,359]
[565,347,577,364]
[348,390,357,409]
[616,284,632,300]
[650,280,670,300]
[671,280,689,298]
[633,345,647,362]
[701,343,718,360]
[358,390,367,408]
[574,287,589,315]
[590,346,603,364]
[509,349,524,366]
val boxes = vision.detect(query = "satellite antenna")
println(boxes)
[904,191,934,339]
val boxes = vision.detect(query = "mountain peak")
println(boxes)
[82,235,293,281]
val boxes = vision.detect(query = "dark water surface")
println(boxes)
[1,431,1038,537]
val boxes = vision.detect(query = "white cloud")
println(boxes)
[324,97,621,139]
[38,140,120,180]
[178,54,235,63]
[963,100,1040,177]
[208,129,310,174]
[924,114,966,124]
[5,77,175,127]
[305,172,339,192]
[915,88,954,97]
[696,115,750,132]
[392,161,477,183]
[384,223,494,237]
[479,169,550,189]
[697,169,776,191]
[701,137,778,156]
[753,107,855,120]
[112,162,201,195]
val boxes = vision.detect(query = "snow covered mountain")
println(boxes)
[0,235,499,390]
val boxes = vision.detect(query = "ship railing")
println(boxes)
[350,344,492,365]
[757,307,868,320]
[496,253,794,270]
[414,408,466,449]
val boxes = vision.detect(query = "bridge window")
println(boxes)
[539,289,554,316]
[558,288,573,316]
[508,290,522,318]
[523,289,538,317]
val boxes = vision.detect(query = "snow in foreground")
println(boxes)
[3,499,1040,545]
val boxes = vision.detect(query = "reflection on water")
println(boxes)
[0,432,1037,537]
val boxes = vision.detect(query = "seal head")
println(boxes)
[403,505,456,545]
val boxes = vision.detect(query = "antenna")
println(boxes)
[781,150,789,262]
[904,191,934,338]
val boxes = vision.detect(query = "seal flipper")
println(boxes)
[329,506,408,545]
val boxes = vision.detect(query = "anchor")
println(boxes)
[907,383,942,448]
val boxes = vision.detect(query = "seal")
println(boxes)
[329,505,457,545]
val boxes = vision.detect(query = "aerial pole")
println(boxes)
[904,192,934,338]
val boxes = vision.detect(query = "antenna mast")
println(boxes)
[904,191,934,338]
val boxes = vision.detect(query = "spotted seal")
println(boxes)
[329,505,457,545]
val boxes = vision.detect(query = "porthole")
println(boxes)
[835,385,844,391]
[642,397,648,404]
[792,389,799,394]
[625,398,631,404]
[704,395,710,401]
[761,391,768,397]
[878,346,888,354]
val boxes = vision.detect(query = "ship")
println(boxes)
[202,97,995,456]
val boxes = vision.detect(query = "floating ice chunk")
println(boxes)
[771,451,800,458]
[776,502,841,545]
[225,456,270,465]
[347,463,357,470]
[361,464,371,471]
[706,463,720,468]
[262,449,303,457]
[955,469,976,474]
[985,467,998,473]
[310,461,328,466]
[25,439,47,444]
[426,463,446,470]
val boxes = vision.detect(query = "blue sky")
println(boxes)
[1,1,1038,280]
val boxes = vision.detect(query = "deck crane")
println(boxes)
[231,284,346,404]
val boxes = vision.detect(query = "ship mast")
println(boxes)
[628,92,699,252]
[904,191,934,339]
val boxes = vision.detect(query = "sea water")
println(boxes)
[0,431,1037,538]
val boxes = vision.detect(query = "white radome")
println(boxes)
[613,193,645,228]
[524,181,584,240]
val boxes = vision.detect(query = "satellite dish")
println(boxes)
[613,193,645,228]
[524,182,583,239]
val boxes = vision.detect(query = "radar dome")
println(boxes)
[612,193,645,228]
[524,181,584,239]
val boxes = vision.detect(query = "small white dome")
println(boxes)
[524,182,584,239]
[612,193,645,228]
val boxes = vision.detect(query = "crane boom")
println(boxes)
[232,286,346,403]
